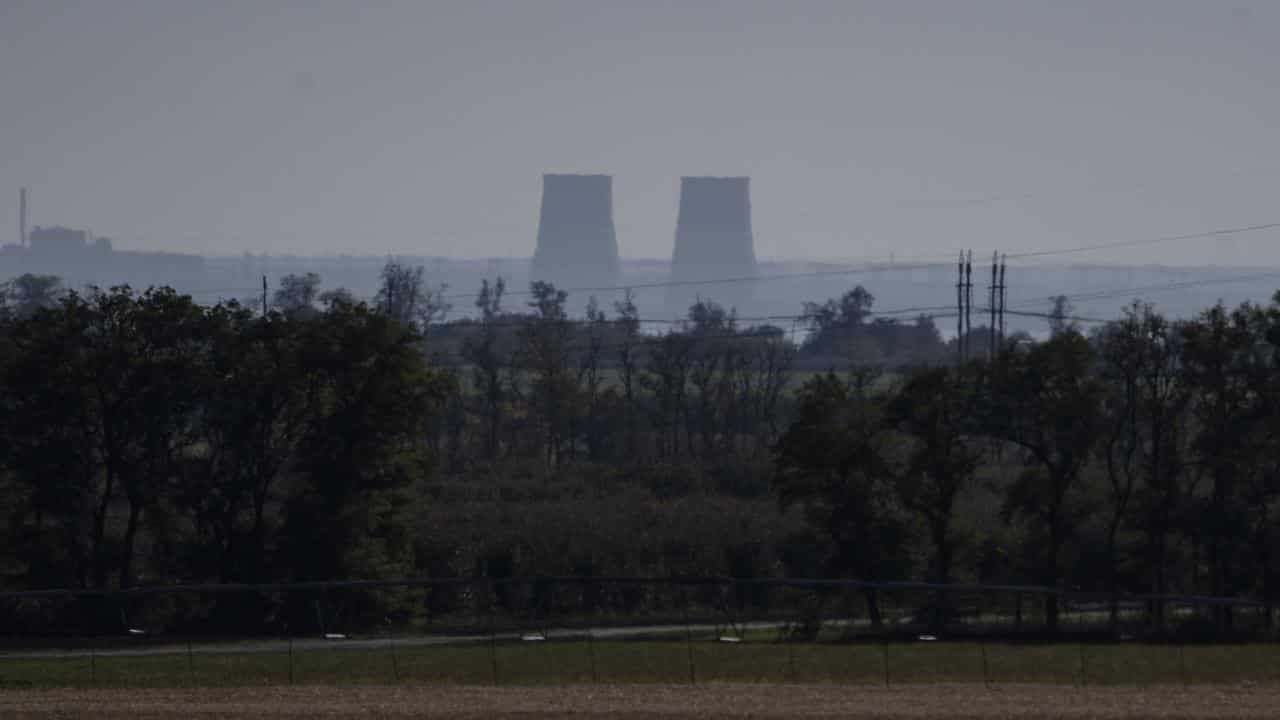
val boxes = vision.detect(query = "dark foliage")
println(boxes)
[3,267,1280,636]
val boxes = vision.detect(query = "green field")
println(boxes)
[3,639,1280,689]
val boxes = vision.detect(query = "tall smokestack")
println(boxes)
[667,176,757,315]
[532,173,620,295]
[19,187,26,248]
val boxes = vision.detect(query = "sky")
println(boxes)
[2,0,1279,264]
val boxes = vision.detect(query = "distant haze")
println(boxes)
[3,1,1279,265]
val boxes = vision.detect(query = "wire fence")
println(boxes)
[1,577,1278,688]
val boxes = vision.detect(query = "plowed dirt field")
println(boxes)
[1,683,1275,719]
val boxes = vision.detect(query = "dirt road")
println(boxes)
[1,683,1275,719]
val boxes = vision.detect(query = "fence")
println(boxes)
[1,577,1278,688]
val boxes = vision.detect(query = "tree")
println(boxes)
[1095,302,1190,630]
[1093,307,1144,629]
[643,331,694,458]
[461,278,508,460]
[177,303,313,584]
[803,286,874,333]
[685,301,733,456]
[0,292,103,587]
[885,366,982,588]
[1180,303,1257,619]
[896,314,946,366]
[1237,294,1280,610]
[719,325,794,458]
[417,283,452,341]
[1047,295,1078,337]
[375,260,426,329]
[576,296,611,460]
[280,300,447,584]
[687,298,735,336]
[519,281,576,469]
[774,374,909,626]
[741,326,794,451]
[614,291,642,457]
[1,273,64,318]
[0,286,207,589]
[318,287,356,308]
[985,331,1104,632]
[273,273,322,316]
[112,287,209,589]
[801,286,875,356]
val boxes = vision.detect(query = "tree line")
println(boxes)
[1,264,1279,635]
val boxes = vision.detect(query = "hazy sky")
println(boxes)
[3,1,1279,264]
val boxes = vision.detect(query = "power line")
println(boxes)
[1007,268,1280,312]
[173,263,947,304]
[131,273,1280,347]
[435,260,952,301]
[902,164,1280,215]
[1005,222,1280,260]
[172,219,1280,306]
[1001,308,1112,324]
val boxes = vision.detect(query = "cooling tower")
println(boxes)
[531,173,620,294]
[667,176,757,315]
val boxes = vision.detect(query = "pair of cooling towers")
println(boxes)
[531,174,757,313]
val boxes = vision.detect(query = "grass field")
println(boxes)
[4,638,1280,690]
[5,683,1280,719]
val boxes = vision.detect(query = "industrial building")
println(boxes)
[666,176,757,315]
[531,173,620,297]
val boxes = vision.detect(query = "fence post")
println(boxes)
[881,637,890,688]
[788,639,798,683]
[487,579,500,686]
[980,638,991,689]
[680,583,696,685]
[587,630,599,684]
[539,580,560,686]
[1078,641,1087,688]
[61,632,75,689]
[1179,641,1188,689]
[385,617,400,683]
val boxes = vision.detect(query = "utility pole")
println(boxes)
[956,252,965,364]
[990,252,998,357]
[964,250,973,357]
[262,275,269,316]
[999,254,1008,344]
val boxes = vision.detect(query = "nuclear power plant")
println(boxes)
[3,187,204,290]
[531,173,620,294]
[667,176,757,315]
